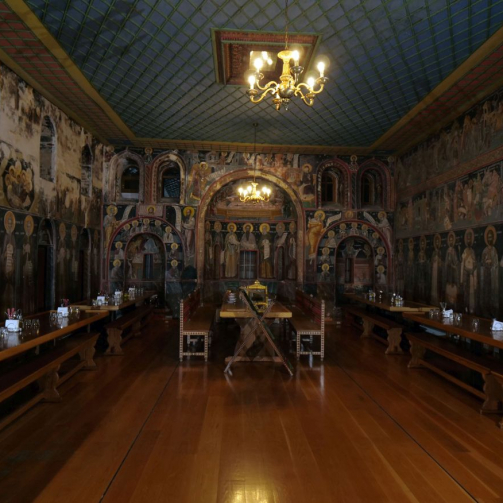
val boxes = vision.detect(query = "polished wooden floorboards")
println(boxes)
[1,318,503,502]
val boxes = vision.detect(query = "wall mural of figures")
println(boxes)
[106,216,191,316]
[396,89,503,191]
[22,215,36,313]
[395,161,503,237]
[313,221,388,294]
[0,150,35,211]
[1,211,17,311]
[394,224,503,318]
[102,204,136,256]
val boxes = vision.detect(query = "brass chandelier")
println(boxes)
[238,123,271,203]
[246,0,329,111]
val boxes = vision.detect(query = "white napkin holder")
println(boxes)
[97,296,106,304]
[491,319,503,331]
[442,309,453,318]
[57,307,69,317]
[5,319,20,332]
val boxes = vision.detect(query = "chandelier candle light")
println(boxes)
[238,123,271,203]
[246,0,329,111]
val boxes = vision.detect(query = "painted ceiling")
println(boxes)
[1,0,503,154]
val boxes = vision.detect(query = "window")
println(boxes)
[40,116,56,182]
[81,145,93,197]
[361,169,383,207]
[321,169,344,206]
[161,164,181,201]
[143,254,154,280]
[120,162,140,200]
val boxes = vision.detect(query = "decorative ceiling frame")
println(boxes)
[1,0,503,156]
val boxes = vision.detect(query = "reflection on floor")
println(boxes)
[0,317,502,503]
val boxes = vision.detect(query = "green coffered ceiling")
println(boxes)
[1,0,503,154]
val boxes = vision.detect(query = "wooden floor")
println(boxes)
[1,318,503,503]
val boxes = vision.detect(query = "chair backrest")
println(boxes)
[296,289,325,332]
[180,288,201,330]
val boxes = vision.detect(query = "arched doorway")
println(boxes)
[196,170,305,288]
[122,233,166,294]
[200,175,300,300]
[37,219,55,312]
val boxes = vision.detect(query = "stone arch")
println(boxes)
[357,159,393,210]
[148,152,187,204]
[316,158,352,208]
[107,150,145,204]
[106,216,185,274]
[315,219,392,288]
[196,169,305,282]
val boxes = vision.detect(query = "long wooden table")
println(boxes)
[220,293,293,374]
[403,312,503,350]
[344,293,433,312]
[72,293,154,320]
[1,310,109,362]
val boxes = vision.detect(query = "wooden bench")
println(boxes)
[179,289,215,362]
[0,331,99,431]
[406,331,503,416]
[345,305,403,355]
[105,305,153,355]
[290,290,325,360]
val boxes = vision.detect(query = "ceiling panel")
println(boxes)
[7,0,503,149]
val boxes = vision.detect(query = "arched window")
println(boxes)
[40,116,56,182]
[120,161,140,201]
[160,162,181,202]
[361,170,383,207]
[81,145,93,197]
[320,167,345,206]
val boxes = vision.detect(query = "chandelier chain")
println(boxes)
[284,0,289,49]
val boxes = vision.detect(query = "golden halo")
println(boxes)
[259,223,270,234]
[377,247,385,254]
[155,219,162,226]
[328,230,335,238]
[289,222,296,232]
[214,221,222,232]
[378,211,386,220]
[171,259,178,267]
[23,215,34,237]
[171,243,178,250]
[322,263,330,272]
[322,247,330,255]
[275,222,285,233]
[143,218,150,225]
[447,231,456,246]
[377,265,385,273]
[132,219,139,227]
[372,232,379,239]
[227,223,237,232]
[340,223,347,230]
[205,221,211,230]
[4,211,15,234]
[351,222,358,228]
[345,210,354,219]
[115,241,123,249]
[464,228,474,246]
[113,259,121,267]
[434,233,442,249]
[484,225,497,246]
[314,210,326,221]
[302,163,312,172]
[362,224,368,231]
[243,223,254,232]
[107,205,118,216]
[183,206,195,217]
[124,223,131,231]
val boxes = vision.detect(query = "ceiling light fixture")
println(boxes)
[245,0,329,111]
[238,123,271,203]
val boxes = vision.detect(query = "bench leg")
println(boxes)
[296,331,301,360]
[481,374,503,414]
[79,343,97,370]
[361,319,374,338]
[385,328,404,355]
[39,366,61,402]
[205,332,209,362]
[321,333,325,362]
[408,342,426,368]
[106,329,124,356]
[179,333,184,362]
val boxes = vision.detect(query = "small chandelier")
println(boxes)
[245,0,329,111]
[238,123,271,203]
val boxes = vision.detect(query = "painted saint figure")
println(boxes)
[240,223,257,250]
[224,223,239,278]
[430,234,442,305]
[307,210,325,261]
[480,225,499,317]
[259,223,273,278]
[460,228,477,313]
